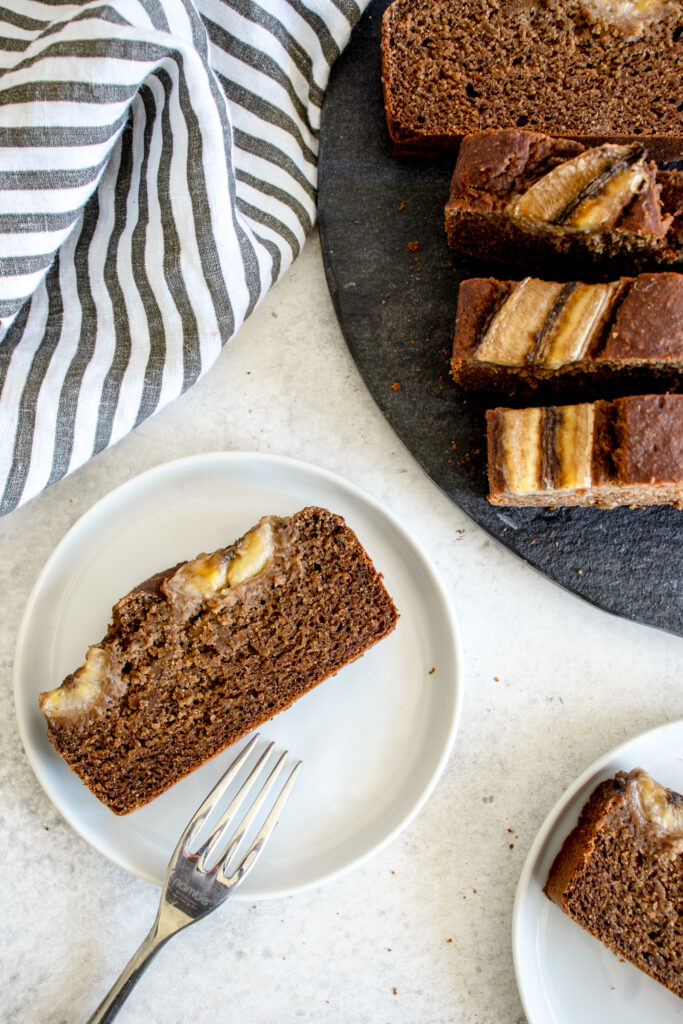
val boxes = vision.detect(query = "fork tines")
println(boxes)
[180,735,300,889]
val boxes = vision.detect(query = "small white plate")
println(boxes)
[14,452,462,898]
[513,721,683,1023]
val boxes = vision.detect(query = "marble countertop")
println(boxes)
[3,228,683,1024]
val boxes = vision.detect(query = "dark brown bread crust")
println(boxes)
[381,0,683,161]
[40,508,398,814]
[452,273,683,394]
[485,409,508,498]
[448,132,585,210]
[544,771,683,999]
[451,277,512,361]
[614,394,683,482]
[544,777,623,908]
[591,400,619,486]
[602,274,683,360]
[445,130,683,273]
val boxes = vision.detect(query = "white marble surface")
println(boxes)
[2,228,683,1024]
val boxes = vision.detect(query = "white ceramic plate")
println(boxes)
[513,721,683,1023]
[14,452,462,898]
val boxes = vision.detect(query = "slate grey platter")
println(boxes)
[317,0,682,636]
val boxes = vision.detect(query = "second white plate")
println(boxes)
[514,720,683,1023]
[14,452,462,898]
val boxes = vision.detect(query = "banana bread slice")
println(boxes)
[445,130,683,272]
[381,0,683,161]
[452,273,683,393]
[486,394,683,507]
[40,507,398,814]
[545,769,683,999]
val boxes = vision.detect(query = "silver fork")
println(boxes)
[86,735,301,1024]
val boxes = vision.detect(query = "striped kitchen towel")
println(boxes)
[0,0,366,516]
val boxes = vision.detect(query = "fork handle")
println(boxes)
[84,925,170,1024]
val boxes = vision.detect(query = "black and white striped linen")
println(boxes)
[0,0,365,516]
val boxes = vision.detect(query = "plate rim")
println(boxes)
[512,718,683,1021]
[14,449,464,896]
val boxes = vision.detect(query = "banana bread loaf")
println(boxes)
[381,0,683,161]
[40,507,399,814]
[486,394,683,507]
[545,768,683,999]
[445,130,683,272]
[452,272,683,393]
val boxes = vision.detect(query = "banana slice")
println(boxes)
[534,281,622,368]
[475,279,565,365]
[40,646,112,717]
[167,520,275,601]
[506,143,647,228]
[474,279,621,369]
[632,770,683,838]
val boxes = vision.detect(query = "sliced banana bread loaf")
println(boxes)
[486,394,683,507]
[545,769,683,999]
[452,272,683,393]
[40,507,398,814]
[445,130,683,272]
[382,0,683,160]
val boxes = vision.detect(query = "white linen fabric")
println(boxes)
[0,0,364,516]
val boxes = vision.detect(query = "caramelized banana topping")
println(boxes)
[476,279,565,366]
[506,143,647,229]
[474,278,622,369]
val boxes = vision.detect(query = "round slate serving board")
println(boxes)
[317,0,682,636]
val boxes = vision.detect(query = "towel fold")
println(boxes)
[0,0,364,516]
